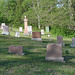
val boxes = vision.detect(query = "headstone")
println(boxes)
[1,23,6,29]
[46,26,49,32]
[28,26,32,34]
[70,37,75,47]
[15,31,20,37]
[45,44,65,62]
[2,25,10,35]
[31,32,42,41]
[57,36,64,45]
[19,27,22,32]
[9,45,23,55]
[24,16,29,35]
[41,29,44,35]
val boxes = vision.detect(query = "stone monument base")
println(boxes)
[70,44,75,47]
[2,32,10,35]
[45,57,65,62]
[24,33,30,36]
[57,43,65,46]
[31,38,42,41]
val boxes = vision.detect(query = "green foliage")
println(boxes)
[0,0,75,37]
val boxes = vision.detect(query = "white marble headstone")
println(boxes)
[15,31,20,37]
[41,29,44,35]
[19,27,22,32]
[1,23,6,29]
[27,26,32,34]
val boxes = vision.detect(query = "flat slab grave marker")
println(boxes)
[31,32,42,41]
[70,37,75,47]
[45,44,65,62]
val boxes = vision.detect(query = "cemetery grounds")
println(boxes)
[0,28,75,75]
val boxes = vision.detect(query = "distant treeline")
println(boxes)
[0,0,75,37]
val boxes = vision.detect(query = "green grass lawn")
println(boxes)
[0,28,75,75]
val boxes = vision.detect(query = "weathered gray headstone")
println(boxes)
[15,31,20,37]
[9,45,23,55]
[57,36,64,45]
[70,37,75,47]
[2,25,10,35]
[19,27,22,32]
[41,29,44,35]
[45,44,65,62]
[31,32,42,41]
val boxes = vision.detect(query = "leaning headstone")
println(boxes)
[2,25,10,35]
[46,26,49,32]
[28,26,32,34]
[70,37,75,47]
[45,44,65,62]
[9,45,23,55]
[41,29,44,35]
[19,27,23,32]
[24,16,29,35]
[15,31,20,37]
[31,32,42,41]
[57,36,64,45]
[1,23,6,29]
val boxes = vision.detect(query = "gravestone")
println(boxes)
[19,27,22,32]
[1,23,6,29]
[45,44,65,62]
[24,16,29,35]
[15,31,20,37]
[28,26,32,34]
[41,29,44,35]
[70,37,75,47]
[57,36,64,45]
[46,26,49,32]
[31,32,42,41]
[9,45,23,55]
[2,25,10,35]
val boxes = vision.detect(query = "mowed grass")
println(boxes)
[0,28,75,75]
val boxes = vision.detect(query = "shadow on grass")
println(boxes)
[64,56,75,62]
